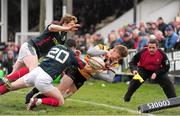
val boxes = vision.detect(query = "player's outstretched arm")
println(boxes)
[48,24,80,32]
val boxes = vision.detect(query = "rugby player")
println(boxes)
[0,14,80,89]
[0,39,90,110]
[25,44,128,110]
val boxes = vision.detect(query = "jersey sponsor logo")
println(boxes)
[36,36,52,46]
[47,47,69,63]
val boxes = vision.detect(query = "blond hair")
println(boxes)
[114,45,128,58]
[60,14,78,24]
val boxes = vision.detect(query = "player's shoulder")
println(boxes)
[97,44,109,50]
[52,44,68,50]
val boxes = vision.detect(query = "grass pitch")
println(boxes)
[0,79,180,115]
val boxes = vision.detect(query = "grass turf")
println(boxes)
[0,79,180,115]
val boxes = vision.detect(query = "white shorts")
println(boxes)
[23,67,54,92]
[17,42,37,62]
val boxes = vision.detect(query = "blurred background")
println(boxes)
[0,0,180,83]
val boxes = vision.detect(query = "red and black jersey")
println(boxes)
[129,48,170,75]
[28,24,67,58]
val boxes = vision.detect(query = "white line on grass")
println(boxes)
[12,91,155,115]
[67,99,155,116]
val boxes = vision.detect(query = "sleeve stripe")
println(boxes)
[75,56,86,69]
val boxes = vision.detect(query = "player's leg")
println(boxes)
[42,87,64,107]
[27,68,64,110]
[11,60,26,73]
[1,55,38,94]
[27,87,64,110]
[25,87,39,104]
[10,42,30,73]
[0,61,26,86]
[26,73,76,104]
[5,67,29,82]
[0,74,29,95]
[21,42,38,72]
[23,55,38,72]
[59,66,87,99]
[123,68,148,102]
[1,42,37,84]
[26,74,78,102]
[25,74,70,104]
[63,83,77,99]
[57,74,74,96]
[25,72,71,104]
[0,67,39,95]
[156,73,177,98]
[26,66,86,104]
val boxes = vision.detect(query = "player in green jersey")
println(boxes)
[0,39,89,110]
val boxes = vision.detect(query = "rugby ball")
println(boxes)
[88,56,105,70]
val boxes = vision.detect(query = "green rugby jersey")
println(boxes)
[28,24,67,58]
[39,44,86,80]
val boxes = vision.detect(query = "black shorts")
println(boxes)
[65,66,87,89]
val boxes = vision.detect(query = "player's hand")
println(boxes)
[151,73,157,80]
[75,50,81,57]
[132,70,138,75]
[69,24,81,31]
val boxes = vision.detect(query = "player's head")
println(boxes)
[148,39,158,55]
[65,39,77,50]
[60,14,78,26]
[108,45,128,61]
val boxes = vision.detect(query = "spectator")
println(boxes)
[94,33,104,46]
[0,42,6,51]
[151,22,158,35]
[108,31,117,49]
[139,21,146,33]
[174,19,180,36]
[132,29,139,49]
[157,17,167,36]
[121,31,134,49]
[145,22,153,34]
[164,24,179,52]
[154,30,165,48]
[0,51,6,71]
[116,28,125,44]
[123,39,176,102]
[137,32,148,51]
[87,34,96,51]
[3,50,15,74]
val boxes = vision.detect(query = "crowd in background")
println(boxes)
[74,17,180,54]
[0,17,180,76]
[0,42,19,74]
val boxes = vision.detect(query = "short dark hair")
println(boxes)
[148,39,158,46]
[158,17,163,20]
[65,39,77,48]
